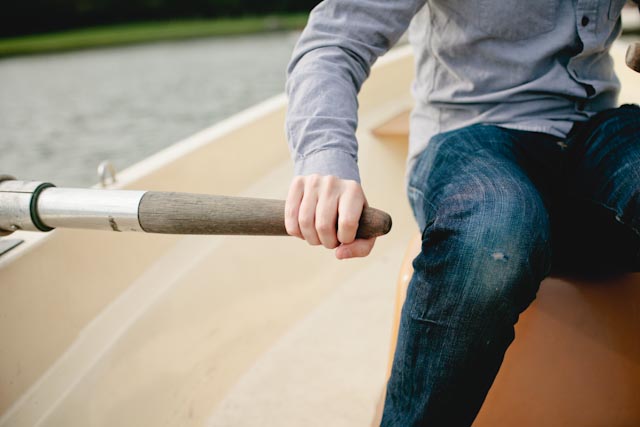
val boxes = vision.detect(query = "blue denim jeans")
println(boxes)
[381,105,640,426]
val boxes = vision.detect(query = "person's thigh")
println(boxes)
[558,104,640,272]
[406,124,557,317]
[383,125,556,426]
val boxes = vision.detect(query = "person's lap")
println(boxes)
[381,104,640,426]
[409,105,640,275]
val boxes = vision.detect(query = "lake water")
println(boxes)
[0,32,300,187]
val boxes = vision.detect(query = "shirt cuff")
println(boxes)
[293,150,361,183]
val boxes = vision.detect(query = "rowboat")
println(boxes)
[1,38,639,426]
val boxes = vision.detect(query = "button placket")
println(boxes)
[574,0,597,50]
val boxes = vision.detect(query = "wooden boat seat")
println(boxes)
[386,234,640,426]
[371,110,411,142]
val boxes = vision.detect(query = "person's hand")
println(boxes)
[285,174,376,259]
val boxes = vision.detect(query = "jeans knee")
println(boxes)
[429,178,550,266]
[409,189,551,326]
[410,243,543,327]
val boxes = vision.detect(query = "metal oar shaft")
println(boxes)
[39,187,145,232]
[0,180,392,239]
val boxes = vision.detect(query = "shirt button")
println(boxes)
[584,84,595,97]
[581,16,589,26]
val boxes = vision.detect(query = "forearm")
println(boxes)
[286,45,363,181]
[285,0,427,182]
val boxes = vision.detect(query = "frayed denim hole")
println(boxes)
[407,278,448,327]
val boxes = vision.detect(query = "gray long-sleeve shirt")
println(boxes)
[286,0,629,183]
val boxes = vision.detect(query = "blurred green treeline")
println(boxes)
[1,0,321,37]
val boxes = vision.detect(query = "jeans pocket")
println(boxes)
[476,0,558,40]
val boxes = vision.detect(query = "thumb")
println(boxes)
[335,237,376,260]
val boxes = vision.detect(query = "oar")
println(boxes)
[0,177,392,238]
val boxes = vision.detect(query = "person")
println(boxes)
[283,1,640,425]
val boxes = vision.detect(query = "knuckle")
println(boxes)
[284,221,298,235]
[298,215,313,228]
[288,229,302,238]
[324,241,339,249]
[285,205,298,219]
[338,235,355,245]
[325,175,338,187]
[352,192,365,203]
[316,221,333,234]
[339,217,359,230]
[348,190,365,203]
[289,179,303,191]
[338,234,355,245]
[321,178,339,196]
[345,180,361,190]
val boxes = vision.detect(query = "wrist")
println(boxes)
[294,150,360,183]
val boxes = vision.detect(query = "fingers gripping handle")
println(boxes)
[138,192,392,239]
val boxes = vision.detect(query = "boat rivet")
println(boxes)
[98,161,117,188]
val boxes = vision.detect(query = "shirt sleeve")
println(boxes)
[285,0,427,182]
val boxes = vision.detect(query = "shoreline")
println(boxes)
[0,14,308,59]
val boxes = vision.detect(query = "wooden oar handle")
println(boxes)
[626,42,640,73]
[138,192,392,239]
